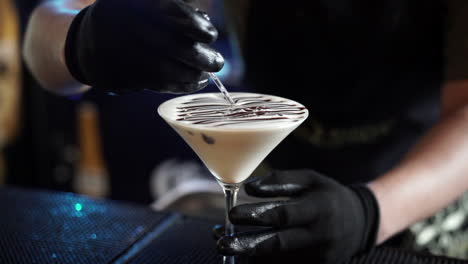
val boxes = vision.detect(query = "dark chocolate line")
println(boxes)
[175,95,306,126]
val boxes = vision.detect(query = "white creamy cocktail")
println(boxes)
[158,92,309,184]
[158,92,308,264]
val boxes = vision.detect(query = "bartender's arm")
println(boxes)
[371,0,468,244]
[23,0,224,95]
[23,0,92,95]
[370,82,468,243]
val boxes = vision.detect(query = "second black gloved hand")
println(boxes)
[217,170,380,264]
[65,0,224,93]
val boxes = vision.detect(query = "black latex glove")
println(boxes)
[65,0,224,93]
[216,170,380,264]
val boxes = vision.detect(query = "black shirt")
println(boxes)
[244,0,445,184]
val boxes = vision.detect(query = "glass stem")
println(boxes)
[223,183,240,237]
[220,182,241,264]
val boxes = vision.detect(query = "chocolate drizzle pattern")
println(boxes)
[176,95,307,127]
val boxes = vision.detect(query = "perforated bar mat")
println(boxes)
[126,215,222,264]
[0,187,167,264]
[0,187,467,264]
[127,214,468,264]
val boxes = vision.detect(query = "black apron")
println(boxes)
[244,0,446,184]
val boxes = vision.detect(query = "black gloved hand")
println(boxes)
[216,170,380,264]
[65,0,224,93]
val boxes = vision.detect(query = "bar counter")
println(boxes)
[0,186,466,264]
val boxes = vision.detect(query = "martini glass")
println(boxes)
[158,92,308,263]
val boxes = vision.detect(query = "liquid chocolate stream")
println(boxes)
[176,96,306,127]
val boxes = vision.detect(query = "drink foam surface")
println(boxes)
[158,93,308,130]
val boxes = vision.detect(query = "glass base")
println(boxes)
[223,255,236,264]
